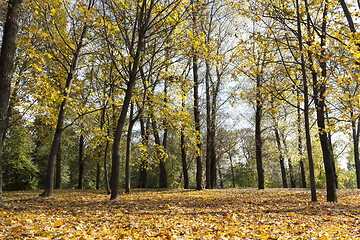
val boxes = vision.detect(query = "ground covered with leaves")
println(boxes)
[1,189,360,239]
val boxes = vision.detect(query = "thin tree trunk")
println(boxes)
[125,103,135,194]
[42,23,89,197]
[181,127,189,189]
[281,132,296,188]
[96,161,101,190]
[55,141,61,189]
[327,131,338,188]
[193,54,202,191]
[138,118,149,188]
[314,0,336,202]
[229,152,236,188]
[78,134,85,190]
[255,76,264,190]
[104,135,110,194]
[180,85,189,189]
[0,0,23,203]
[205,60,211,189]
[297,95,307,188]
[161,78,169,188]
[191,0,202,191]
[300,0,317,201]
[151,117,168,188]
[274,125,288,188]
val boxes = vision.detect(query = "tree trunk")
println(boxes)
[191,0,202,191]
[180,86,189,189]
[282,135,296,188]
[110,1,148,200]
[300,0,317,201]
[205,60,211,189]
[274,126,288,188]
[151,117,168,188]
[351,113,360,188]
[104,135,111,194]
[138,118,149,188]
[0,0,23,203]
[229,152,236,188]
[124,103,135,194]
[96,161,101,190]
[297,96,307,188]
[255,76,264,190]
[327,131,338,189]
[181,127,189,189]
[193,53,202,191]
[78,134,85,190]
[314,1,336,202]
[42,24,88,197]
[55,141,62,189]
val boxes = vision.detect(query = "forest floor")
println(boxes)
[1,188,360,239]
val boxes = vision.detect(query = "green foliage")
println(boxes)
[3,121,38,191]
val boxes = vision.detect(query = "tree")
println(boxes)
[41,0,96,197]
[0,0,23,202]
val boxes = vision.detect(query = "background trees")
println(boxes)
[2,0,360,203]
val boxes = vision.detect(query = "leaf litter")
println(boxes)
[1,188,360,239]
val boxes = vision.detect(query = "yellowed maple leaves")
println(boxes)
[1,189,360,239]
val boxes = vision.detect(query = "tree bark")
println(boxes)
[55,141,62,189]
[255,76,264,190]
[96,161,101,190]
[274,125,288,188]
[104,135,111,194]
[351,113,360,188]
[180,86,189,189]
[313,0,336,202]
[138,117,150,188]
[297,96,307,188]
[124,103,135,194]
[78,134,85,190]
[193,53,202,190]
[300,0,317,201]
[205,60,211,189]
[0,0,23,203]
[229,152,236,188]
[151,117,168,188]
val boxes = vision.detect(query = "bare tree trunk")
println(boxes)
[193,54,202,190]
[274,126,288,188]
[205,61,211,189]
[313,1,336,202]
[351,112,360,188]
[297,96,307,188]
[78,134,85,190]
[151,117,168,188]
[180,86,189,189]
[138,118,149,188]
[124,103,135,194]
[229,152,236,188]
[55,142,61,189]
[104,135,110,194]
[255,76,264,190]
[300,0,317,201]
[0,0,23,203]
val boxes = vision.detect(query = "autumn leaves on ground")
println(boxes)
[1,189,360,239]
